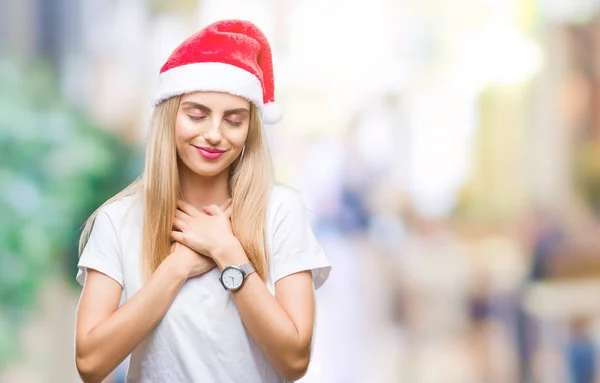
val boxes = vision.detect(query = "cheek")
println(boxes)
[175,115,197,147]
[223,127,249,148]
[174,120,197,163]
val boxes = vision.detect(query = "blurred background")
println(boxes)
[3,0,600,382]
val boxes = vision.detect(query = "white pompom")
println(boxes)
[261,102,283,124]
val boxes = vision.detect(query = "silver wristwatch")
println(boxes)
[219,262,256,291]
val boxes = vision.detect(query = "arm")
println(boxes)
[214,242,316,381]
[75,259,188,383]
[75,238,216,383]
[171,196,328,381]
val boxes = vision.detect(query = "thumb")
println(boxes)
[171,230,186,245]
[202,204,223,216]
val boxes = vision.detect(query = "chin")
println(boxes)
[189,164,229,178]
[184,156,235,177]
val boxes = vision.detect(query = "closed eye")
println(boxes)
[188,115,207,121]
[226,119,243,126]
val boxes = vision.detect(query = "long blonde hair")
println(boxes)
[78,96,273,281]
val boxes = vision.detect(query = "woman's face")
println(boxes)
[175,92,251,178]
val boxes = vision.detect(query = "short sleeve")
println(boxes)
[76,210,124,287]
[271,190,331,289]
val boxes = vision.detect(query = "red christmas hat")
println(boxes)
[154,20,282,124]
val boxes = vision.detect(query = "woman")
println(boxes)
[74,20,331,383]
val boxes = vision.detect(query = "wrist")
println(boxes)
[212,236,248,270]
[160,256,191,282]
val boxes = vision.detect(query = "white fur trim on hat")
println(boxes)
[155,62,264,108]
[261,102,283,124]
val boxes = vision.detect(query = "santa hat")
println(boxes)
[154,19,282,124]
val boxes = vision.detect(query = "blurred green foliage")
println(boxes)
[0,59,141,368]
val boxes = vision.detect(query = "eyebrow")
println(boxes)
[181,101,250,116]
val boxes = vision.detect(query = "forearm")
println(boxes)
[214,244,310,379]
[76,259,187,382]
[234,275,309,374]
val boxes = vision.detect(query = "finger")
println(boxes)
[202,204,222,216]
[173,217,186,230]
[223,204,232,219]
[175,209,189,220]
[220,198,232,211]
[170,230,185,244]
[177,199,198,216]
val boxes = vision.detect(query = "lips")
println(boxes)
[193,145,226,160]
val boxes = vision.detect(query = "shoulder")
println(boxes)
[268,184,300,207]
[266,185,331,288]
[267,184,310,222]
[266,184,319,236]
[96,192,143,230]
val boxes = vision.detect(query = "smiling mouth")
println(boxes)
[193,145,226,160]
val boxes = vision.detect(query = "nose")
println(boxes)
[203,118,223,145]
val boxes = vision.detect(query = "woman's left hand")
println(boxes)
[171,199,239,260]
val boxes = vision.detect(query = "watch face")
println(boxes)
[222,267,244,290]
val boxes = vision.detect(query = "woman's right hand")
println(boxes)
[166,199,231,279]
[169,241,217,279]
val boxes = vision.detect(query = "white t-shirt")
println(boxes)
[76,185,331,383]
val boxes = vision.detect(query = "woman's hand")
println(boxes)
[171,199,238,262]
[168,241,216,279]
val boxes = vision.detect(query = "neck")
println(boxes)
[178,163,231,209]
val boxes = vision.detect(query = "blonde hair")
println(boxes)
[78,96,273,281]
